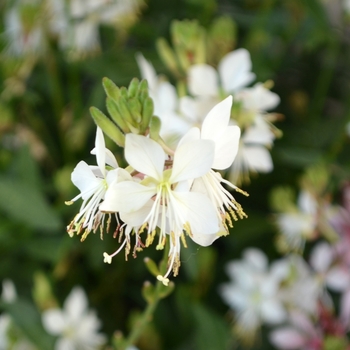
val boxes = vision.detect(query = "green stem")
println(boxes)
[120,282,162,349]
[116,247,172,350]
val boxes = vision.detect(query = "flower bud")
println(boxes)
[140,97,154,133]
[127,77,140,98]
[90,107,125,147]
[142,281,155,304]
[102,77,120,101]
[144,257,160,277]
[156,38,180,77]
[106,97,130,133]
[128,97,142,124]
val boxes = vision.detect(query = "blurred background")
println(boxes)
[0,0,350,349]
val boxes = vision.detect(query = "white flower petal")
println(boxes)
[64,287,88,323]
[261,299,286,324]
[71,161,101,200]
[170,140,214,183]
[309,242,333,273]
[298,191,317,215]
[177,127,200,148]
[218,48,255,93]
[156,81,178,116]
[120,200,155,227]
[326,267,350,291]
[136,53,157,91]
[125,134,164,181]
[171,191,219,234]
[220,284,249,310]
[2,279,16,302]
[190,231,219,246]
[42,309,66,335]
[55,337,75,350]
[188,64,219,96]
[269,328,306,349]
[243,122,275,146]
[243,145,273,172]
[243,248,268,271]
[95,127,106,177]
[100,181,156,213]
[212,126,241,170]
[201,96,233,141]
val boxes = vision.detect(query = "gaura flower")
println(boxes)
[66,127,121,241]
[42,287,106,350]
[183,96,248,245]
[179,48,256,128]
[188,48,255,98]
[100,133,219,285]
[220,249,287,343]
[229,83,281,184]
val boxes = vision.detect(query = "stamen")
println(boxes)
[103,237,127,264]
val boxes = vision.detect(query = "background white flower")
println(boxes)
[42,286,106,350]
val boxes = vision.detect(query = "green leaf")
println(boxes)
[192,303,230,350]
[0,177,62,231]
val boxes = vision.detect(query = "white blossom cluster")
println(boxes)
[137,47,281,185]
[67,96,247,285]
[3,0,144,59]
[220,185,350,349]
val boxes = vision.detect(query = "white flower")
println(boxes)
[100,133,219,285]
[228,83,280,183]
[66,127,121,241]
[136,53,188,144]
[184,96,247,244]
[179,48,255,126]
[188,48,255,97]
[42,287,106,350]
[275,191,318,252]
[220,249,287,339]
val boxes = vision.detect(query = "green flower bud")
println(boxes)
[128,97,142,124]
[144,257,160,277]
[128,77,140,98]
[119,86,128,99]
[142,281,155,304]
[106,97,130,133]
[117,97,137,129]
[102,77,120,101]
[156,38,180,77]
[140,97,154,133]
[90,107,125,147]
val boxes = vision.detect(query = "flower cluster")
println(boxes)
[137,20,281,185]
[220,184,350,349]
[67,89,247,285]
[3,0,144,59]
